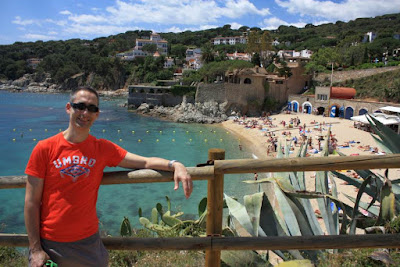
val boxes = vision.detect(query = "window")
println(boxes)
[244,78,252,84]
[317,94,328,100]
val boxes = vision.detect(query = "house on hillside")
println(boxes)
[226,51,251,61]
[135,32,168,55]
[26,58,42,69]
[363,32,377,43]
[185,48,203,70]
[211,35,247,45]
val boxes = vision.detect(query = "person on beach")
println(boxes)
[24,87,193,267]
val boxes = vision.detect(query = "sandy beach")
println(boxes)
[221,112,397,236]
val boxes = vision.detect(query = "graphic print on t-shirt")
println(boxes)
[53,155,96,182]
[60,165,90,182]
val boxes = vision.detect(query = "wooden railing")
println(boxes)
[1,151,400,267]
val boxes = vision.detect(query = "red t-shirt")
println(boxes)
[25,133,127,242]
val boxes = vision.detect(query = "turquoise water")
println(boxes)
[0,91,254,236]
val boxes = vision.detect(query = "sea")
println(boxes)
[0,90,255,236]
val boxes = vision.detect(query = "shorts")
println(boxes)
[29,232,109,267]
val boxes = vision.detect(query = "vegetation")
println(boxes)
[335,69,400,101]
[1,13,400,91]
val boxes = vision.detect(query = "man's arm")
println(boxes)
[118,152,193,198]
[24,175,50,267]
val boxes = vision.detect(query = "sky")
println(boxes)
[1,0,400,45]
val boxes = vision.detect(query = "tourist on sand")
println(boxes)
[24,87,193,267]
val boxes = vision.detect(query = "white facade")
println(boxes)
[212,36,247,45]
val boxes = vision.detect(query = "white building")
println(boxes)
[135,32,168,55]
[363,32,377,43]
[212,36,247,45]
[226,51,251,61]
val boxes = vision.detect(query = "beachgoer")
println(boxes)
[254,173,258,181]
[239,144,243,151]
[24,87,193,267]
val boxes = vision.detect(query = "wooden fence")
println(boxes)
[1,151,400,266]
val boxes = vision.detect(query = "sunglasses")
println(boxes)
[70,102,99,113]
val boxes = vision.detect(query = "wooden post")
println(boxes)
[205,148,225,267]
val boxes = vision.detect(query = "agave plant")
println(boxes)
[330,114,400,234]
[225,129,348,264]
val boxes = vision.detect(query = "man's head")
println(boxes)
[70,86,99,106]
[66,87,100,130]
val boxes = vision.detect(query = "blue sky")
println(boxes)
[1,0,400,45]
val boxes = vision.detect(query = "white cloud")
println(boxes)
[103,0,269,25]
[12,16,37,26]
[69,14,109,24]
[65,23,133,36]
[275,0,400,22]
[230,22,243,30]
[261,17,306,30]
[22,33,57,41]
[60,10,72,16]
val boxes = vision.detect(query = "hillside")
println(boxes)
[334,68,400,102]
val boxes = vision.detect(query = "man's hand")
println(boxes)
[29,248,50,267]
[173,162,193,198]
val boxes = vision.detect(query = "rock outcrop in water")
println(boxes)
[133,100,229,124]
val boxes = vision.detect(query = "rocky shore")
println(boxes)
[132,100,229,123]
[1,73,230,124]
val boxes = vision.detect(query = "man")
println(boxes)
[24,87,193,267]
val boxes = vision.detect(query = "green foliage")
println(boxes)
[338,69,400,101]
[170,85,196,97]
[198,60,253,83]
[141,43,157,54]
[0,246,28,266]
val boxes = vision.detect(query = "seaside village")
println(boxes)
[121,32,400,159]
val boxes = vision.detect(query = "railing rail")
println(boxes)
[1,152,400,267]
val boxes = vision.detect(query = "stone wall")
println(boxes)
[128,92,194,107]
[196,82,265,115]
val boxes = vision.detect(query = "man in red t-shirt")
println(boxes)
[24,87,193,267]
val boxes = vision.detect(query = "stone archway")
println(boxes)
[359,108,368,115]
[244,78,252,84]
[317,106,325,115]
[328,104,340,117]
[291,101,299,112]
[345,106,354,120]
[302,101,312,114]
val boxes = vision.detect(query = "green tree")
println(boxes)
[201,44,215,64]
[142,43,157,54]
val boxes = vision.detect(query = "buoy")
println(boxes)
[29,129,32,132]
[119,139,123,142]
[59,129,62,132]
[213,131,216,133]
[200,131,202,133]
[226,131,229,134]
[12,138,16,142]
[45,129,48,132]
[103,129,106,132]
[132,131,135,134]
[172,139,175,142]
[33,138,37,141]
[173,130,175,133]
[13,129,16,131]
[189,138,192,142]
[138,139,142,142]
[117,129,121,133]
[146,131,149,133]
[159,131,162,133]
[204,139,208,142]
[220,139,223,142]
[156,139,159,142]
[186,131,189,134]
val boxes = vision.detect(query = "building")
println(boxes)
[211,36,247,45]
[277,49,313,59]
[351,106,400,134]
[363,32,377,43]
[135,32,168,55]
[26,58,42,69]
[288,86,400,122]
[164,57,175,68]
[185,48,203,70]
[226,51,251,61]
